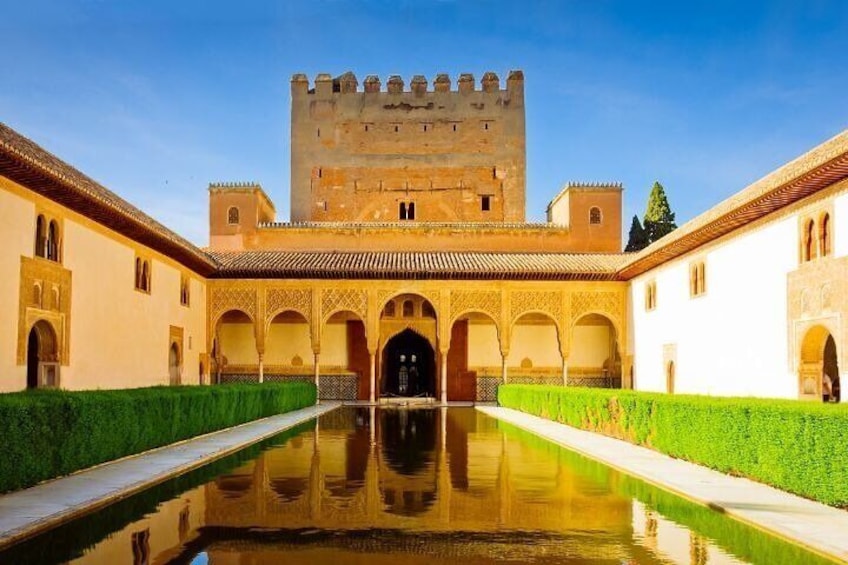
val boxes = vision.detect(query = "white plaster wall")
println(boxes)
[0,185,34,391]
[630,217,797,397]
[834,192,848,258]
[219,323,256,365]
[467,323,501,367]
[265,322,312,365]
[508,324,561,367]
[63,220,208,390]
[321,323,349,367]
[570,325,611,367]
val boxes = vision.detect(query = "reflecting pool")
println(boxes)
[0,407,836,564]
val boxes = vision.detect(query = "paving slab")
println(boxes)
[0,402,338,550]
[477,405,848,564]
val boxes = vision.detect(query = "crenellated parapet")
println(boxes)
[291,70,524,96]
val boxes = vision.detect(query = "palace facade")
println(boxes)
[0,71,844,403]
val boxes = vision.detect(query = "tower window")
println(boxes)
[227,206,240,225]
[399,201,416,220]
[481,195,491,212]
[452,123,457,132]
[394,124,399,133]
[589,207,602,225]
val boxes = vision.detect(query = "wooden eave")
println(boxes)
[0,127,217,276]
[618,133,848,279]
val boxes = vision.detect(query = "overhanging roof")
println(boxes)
[618,129,848,278]
[0,123,217,276]
[209,250,627,281]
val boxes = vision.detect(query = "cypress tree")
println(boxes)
[643,181,677,242]
[625,214,649,252]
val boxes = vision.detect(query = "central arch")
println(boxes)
[381,328,435,397]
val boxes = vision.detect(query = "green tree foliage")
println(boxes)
[624,214,649,252]
[642,181,677,242]
[497,384,848,507]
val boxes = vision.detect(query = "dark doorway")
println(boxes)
[26,328,39,389]
[824,334,840,402]
[382,329,435,397]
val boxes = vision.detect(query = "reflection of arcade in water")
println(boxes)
[203,408,633,537]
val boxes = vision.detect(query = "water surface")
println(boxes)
[0,407,834,564]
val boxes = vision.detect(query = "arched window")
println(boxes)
[227,206,240,225]
[35,215,46,258]
[820,213,831,257]
[402,300,414,317]
[689,261,706,297]
[47,220,60,261]
[422,301,436,318]
[589,207,602,225]
[384,300,396,317]
[180,277,190,306]
[141,261,150,292]
[135,258,142,290]
[803,219,816,262]
[32,283,42,307]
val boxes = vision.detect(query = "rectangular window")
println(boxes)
[689,261,706,297]
[481,195,491,211]
[180,275,190,307]
[399,201,416,220]
[135,257,151,294]
[644,280,657,311]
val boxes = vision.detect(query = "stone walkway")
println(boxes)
[477,406,848,564]
[0,402,339,550]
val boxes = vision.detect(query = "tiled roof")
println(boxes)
[619,128,848,278]
[259,221,566,230]
[209,250,627,280]
[0,123,217,275]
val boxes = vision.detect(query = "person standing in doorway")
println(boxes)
[398,354,409,395]
[823,371,834,402]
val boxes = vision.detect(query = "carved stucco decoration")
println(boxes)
[571,291,622,325]
[509,290,563,324]
[17,256,72,365]
[266,288,312,321]
[322,288,367,321]
[210,286,258,325]
[376,288,441,316]
[449,290,501,327]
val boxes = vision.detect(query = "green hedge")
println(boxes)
[0,382,316,493]
[497,384,848,507]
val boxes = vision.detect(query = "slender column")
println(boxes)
[561,359,568,386]
[369,350,377,404]
[258,353,265,384]
[313,352,321,404]
[440,350,449,404]
[501,354,508,385]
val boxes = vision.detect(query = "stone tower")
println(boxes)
[289,71,526,223]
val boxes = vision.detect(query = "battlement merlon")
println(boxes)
[208,182,276,213]
[290,70,524,97]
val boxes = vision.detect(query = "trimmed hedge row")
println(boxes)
[0,382,316,493]
[497,384,848,507]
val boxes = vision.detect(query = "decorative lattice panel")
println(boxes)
[571,291,622,324]
[450,290,501,324]
[266,288,312,321]
[510,291,563,322]
[476,376,500,402]
[568,376,622,389]
[211,287,257,323]
[322,289,367,321]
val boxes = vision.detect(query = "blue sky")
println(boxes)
[2,1,847,245]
